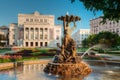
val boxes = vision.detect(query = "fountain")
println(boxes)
[44,14,92,77]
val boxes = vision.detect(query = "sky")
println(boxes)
[0,0,102,32]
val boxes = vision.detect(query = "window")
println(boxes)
[35,42,38,46]
[12,29,15,32]
[35,19,39,22]
[40,34,43,39]
[40,19,43,22]
[13,35,15,39]
[35,35,38,39]
[30,42,33,46]
[25,28,29,31]
[31,28,34,39]
[26,34,29,39]
[40,42,43,46]
[45,42,47,47]
[44,19,47,23]
[56,36,59,40]
[45,34,48,39]
[26,18,29,22]
[35,28,38,39]
[30,19,33,22]
[26,42,28,46]
[45,28,47,32]
[40,28,43,32]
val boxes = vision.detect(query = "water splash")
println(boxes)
[81,44,107,58]
[105,71,114,74]
[81,44,111,71]
[81,45,99,58]
[55,75,59,77]
[48,73,52,76]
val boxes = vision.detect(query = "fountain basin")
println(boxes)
[44,61,92,77]
[0,59,120,80]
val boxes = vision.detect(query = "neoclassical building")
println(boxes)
[9,11,61,47]
[90,17,120,35]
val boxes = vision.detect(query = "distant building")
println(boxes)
[0,26,9,46]
[9,11,61,47]
[90,17,120,35]
[72,29,90,47]
[0,26,9,36]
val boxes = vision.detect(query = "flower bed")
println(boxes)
[0,55,22,63]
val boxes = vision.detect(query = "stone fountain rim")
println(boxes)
[84,60,120,64]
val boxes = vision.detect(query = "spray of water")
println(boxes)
[81,44,112,72]
[81,44,108,58]
[81,44,101,58]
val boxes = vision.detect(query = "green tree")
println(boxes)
[96,31,120,47]
[70,0,120,22]
[82,38,88,47]
[83,31,120,47]
[87,34,98,46]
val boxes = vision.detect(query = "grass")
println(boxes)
[109,54,120,56]
[0,48,11,53]
[21,57,40,61]
[77,47,88,52]
[83,57,100,60]
[0,56,53,63]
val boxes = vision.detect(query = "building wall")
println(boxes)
[9,23,18,46]
[9,11,61,47]
[0,26,9,46]
[90,17,120,35]
[72,29,90,47]
[18,11,54,26]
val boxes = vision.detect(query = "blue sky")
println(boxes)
[0,0,102,31]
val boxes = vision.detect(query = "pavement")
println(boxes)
[78,50,120,61]
[97,53,120,61]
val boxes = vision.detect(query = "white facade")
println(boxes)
[90,17,120,35]
[72,29,90,47]
[9,11,61,47]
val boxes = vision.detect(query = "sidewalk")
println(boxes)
[97,54,120,61]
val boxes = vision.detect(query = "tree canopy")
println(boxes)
[70,0,120,22]
[82,31,120,47]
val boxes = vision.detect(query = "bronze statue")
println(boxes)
[56,14,80,63]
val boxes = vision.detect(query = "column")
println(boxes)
[42,28,45,46]
[23,28,25,47]
[38,28,40,40]
[47,28,49,40]
[29,28,30,40]
[33,28,35,47]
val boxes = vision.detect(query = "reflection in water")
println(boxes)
[0,64,120,80]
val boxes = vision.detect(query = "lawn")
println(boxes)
[77,47,88,52]
[0,48,56,63]
[0,48,11,53]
